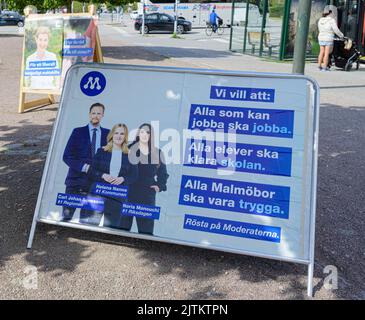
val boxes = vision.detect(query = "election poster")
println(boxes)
[19,14,102,113]
[23,15,63,90]
[29,64,319,265]
[61,16,98,86]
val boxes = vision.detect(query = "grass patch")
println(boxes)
[171,33,183,39]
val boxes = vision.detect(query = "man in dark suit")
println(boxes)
[62,102,109,224]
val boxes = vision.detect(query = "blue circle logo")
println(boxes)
[80,71,106,96]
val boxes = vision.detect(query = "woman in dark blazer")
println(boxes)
[90,123,138,229]
[120,123,169,235]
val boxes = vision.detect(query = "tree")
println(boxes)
[5,1,130,14]
[6,0,69,13]
[6,0,40,12]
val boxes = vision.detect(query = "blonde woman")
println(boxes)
[90,123,138,228]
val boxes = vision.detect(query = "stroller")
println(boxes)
[329,37,361,71]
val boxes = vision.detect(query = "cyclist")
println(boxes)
[209,8,221,33]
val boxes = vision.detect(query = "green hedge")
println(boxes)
[72,1,85,13]
[270,5,284,18]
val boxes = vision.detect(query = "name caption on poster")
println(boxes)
[137,303,228,318]
[91,182,128,199]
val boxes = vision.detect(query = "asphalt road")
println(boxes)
[0,22,364,300]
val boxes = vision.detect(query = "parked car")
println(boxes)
[134,13,192,34]
[0,11,24,27]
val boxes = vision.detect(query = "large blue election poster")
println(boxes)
[31,65,318,263]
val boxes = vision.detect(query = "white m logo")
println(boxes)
[83,76,102,90]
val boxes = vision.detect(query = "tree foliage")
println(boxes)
[4,1,131,13]
[6,0,72,13]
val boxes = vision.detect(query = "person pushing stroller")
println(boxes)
[317,7,344,71]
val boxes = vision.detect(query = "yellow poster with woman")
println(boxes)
[23,15,63,90]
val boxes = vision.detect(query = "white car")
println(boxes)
[130,11,140,20]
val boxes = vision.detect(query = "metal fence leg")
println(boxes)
[307,262,314,297]
[27,217,38,249]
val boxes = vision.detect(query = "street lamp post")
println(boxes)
[174,0,179,35]
[292,0,312,74]
[142,0,145,35]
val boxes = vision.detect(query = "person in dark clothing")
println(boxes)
[89,123,138,228]
[120,123,169,235]
[62,102,109,224]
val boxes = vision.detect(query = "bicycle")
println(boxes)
[205,20,224,36]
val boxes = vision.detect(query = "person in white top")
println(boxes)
[24,26,61,89]
[317,7,344,71]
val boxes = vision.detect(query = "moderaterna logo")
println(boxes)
[80,71,106,96]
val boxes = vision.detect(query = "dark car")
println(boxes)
[134,13,192,34]
[0,11,24,27]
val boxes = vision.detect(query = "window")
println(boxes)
[160,15,171,22]
[147,14,159,21]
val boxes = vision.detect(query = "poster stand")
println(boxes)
[26,64,320,298]
[18,13,104,113]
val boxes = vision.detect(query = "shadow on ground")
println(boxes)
[0,114,92,276]
[102,45,234,62]
[0,34,23,38]
[127,31,202,36]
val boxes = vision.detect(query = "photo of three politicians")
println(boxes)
[61,102,169,235]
